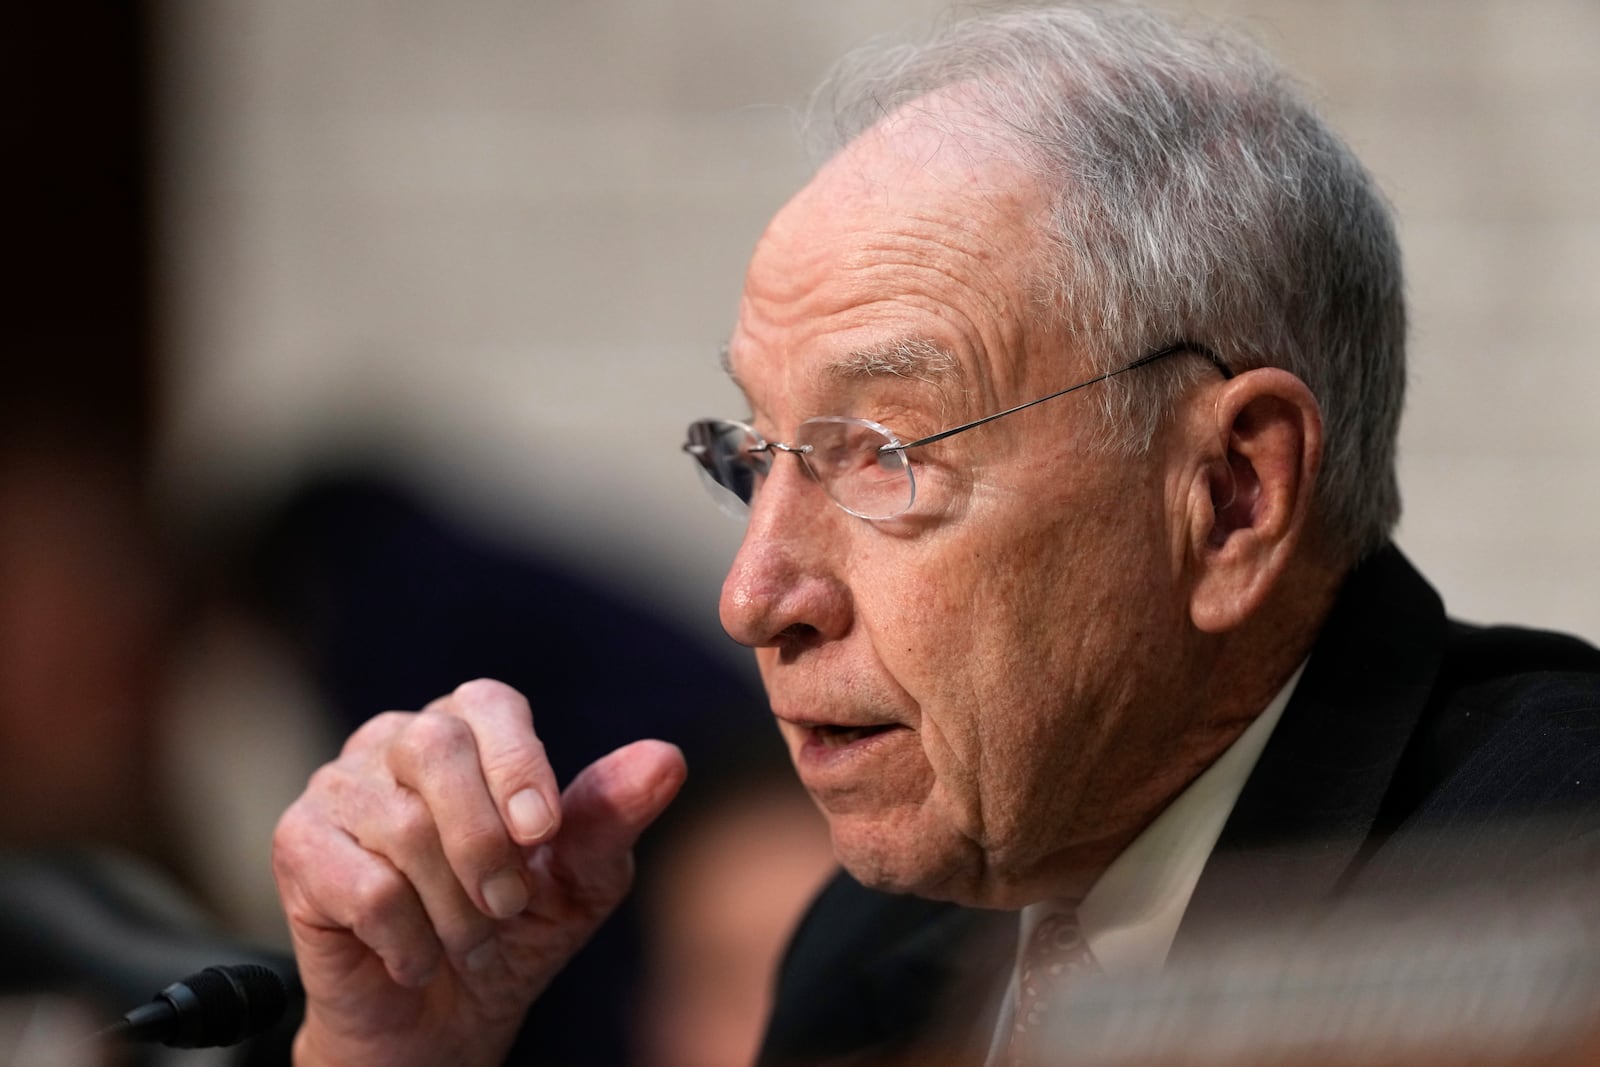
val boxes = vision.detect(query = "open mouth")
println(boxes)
[810,723,899,748]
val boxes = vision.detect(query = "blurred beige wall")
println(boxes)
[153,0,1600,644]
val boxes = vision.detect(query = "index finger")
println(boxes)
[439,678,562,846]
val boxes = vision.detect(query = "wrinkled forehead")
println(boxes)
[729,96,1055,414]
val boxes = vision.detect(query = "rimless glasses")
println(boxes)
[684,341,1232,522]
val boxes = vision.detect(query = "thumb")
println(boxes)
[537,739,687,911]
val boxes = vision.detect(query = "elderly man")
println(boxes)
[271,4,1600,1065]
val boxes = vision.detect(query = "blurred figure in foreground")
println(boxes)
[1043,865,1600,1067]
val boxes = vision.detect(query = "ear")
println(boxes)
[1185,368,1323,633]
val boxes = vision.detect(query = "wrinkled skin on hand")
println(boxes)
[272,679,687,1067]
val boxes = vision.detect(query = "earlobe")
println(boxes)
[1188,369,1323,633]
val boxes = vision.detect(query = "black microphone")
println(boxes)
[110,963,290,1048]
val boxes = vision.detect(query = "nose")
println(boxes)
[718,455,853,650]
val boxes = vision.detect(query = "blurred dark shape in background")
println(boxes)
[6,5,158,463]
[246,468,765,782]
[0,5,293,1062]
[243,465,773,1065]
[2,2,174,863]
[633,729,835,1067]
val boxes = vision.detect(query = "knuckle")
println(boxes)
[345,865,410,931]
[271,796,311,849]
[272,787,341,884]
[398,709,474,765]
[452,677,526,717]
[303,761,346,799]
[481,738,548,791]
[269,807,312,884]
[452,818,514,871]
[385,946,442,989]
[384,790,436,852]
[583,852,638,911]
[344,710,413,755]
[542,847,635,918]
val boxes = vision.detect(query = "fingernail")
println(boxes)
[508,788,554,841]
[481,869,529,919]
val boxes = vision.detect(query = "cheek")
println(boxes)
[881,526,1086,710]
[862,549,1049,836]
[877,501,1175,829]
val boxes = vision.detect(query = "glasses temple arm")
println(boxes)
[888,341,1231,452]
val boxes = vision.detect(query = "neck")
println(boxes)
[1027,555,1346,907]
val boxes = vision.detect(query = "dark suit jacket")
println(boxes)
[755,546,1600,1066]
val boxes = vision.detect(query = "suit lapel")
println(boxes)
[1177,547,1448,944]
[757,873,1012,1067]
[851,904,1012,1066]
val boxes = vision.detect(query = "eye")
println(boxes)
[801,420,886,477]
[794,416,916,520]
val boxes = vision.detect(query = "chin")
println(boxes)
[825,812,995,905]
[829,816,1073,910]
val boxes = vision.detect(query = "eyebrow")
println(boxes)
[718,337,962,394]
[827,337,960,384]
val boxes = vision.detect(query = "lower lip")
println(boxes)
[793,724,912,776]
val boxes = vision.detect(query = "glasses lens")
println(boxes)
[795,417,913,520]
[685,419,766,517]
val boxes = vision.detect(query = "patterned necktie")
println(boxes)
[1006,910,1097,1065]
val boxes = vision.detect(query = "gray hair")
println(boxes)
[803,2,1405,563]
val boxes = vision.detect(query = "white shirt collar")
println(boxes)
[1073,659,1306,974]
[986,663,1305,1065]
